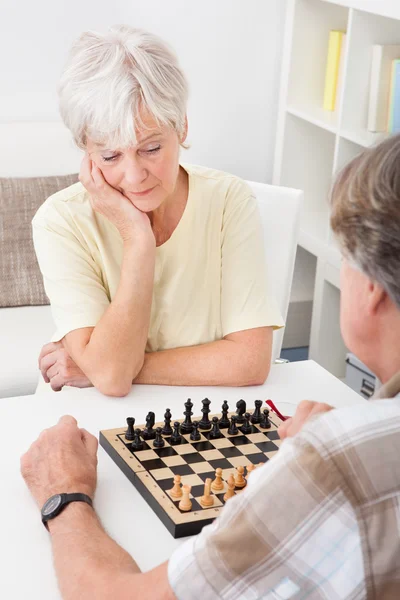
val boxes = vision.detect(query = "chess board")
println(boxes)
[99,404,284,538]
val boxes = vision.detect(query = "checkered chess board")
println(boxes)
[100,407,284,538]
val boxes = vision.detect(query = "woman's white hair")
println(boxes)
[57,25,189,150]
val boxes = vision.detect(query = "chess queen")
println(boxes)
[34,25,283,396]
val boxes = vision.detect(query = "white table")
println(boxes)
[0,360,364,599]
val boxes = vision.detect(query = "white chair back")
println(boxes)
[246,181,303,362]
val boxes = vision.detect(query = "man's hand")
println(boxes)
[278,400,334,440]
[39,341,93,391]
[21,416,98,508]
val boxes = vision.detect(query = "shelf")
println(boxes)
[315,280,348,377]
[288,0,349,110]
[281,113,335,254]
[339,128,388,148]
[287,104,338,133]
[341,9,400,136]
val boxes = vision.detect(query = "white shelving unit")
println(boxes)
[274,0,400,377]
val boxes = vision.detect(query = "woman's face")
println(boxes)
[86,113,186,213]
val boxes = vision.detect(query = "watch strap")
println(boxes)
[42,493,93,530]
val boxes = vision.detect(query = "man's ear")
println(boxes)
[367,280,388,316]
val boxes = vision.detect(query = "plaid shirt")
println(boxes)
[168,373,400,599]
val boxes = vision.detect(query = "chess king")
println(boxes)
[22,48,400,600]
[34,24,284,396]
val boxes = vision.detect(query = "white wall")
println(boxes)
[0,0,287,182]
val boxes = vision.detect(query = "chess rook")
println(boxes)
[251,400,263,424]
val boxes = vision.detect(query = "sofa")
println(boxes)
[0,172,79,398]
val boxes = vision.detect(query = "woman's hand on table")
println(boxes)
[79,153,155,244]
[39,341,93,391]
[21,415,98,508]
[278,400,334,440]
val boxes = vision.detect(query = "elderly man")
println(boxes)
[22,135,400,598]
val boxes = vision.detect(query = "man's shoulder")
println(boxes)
[32,182,90,228]
[301,398,400,452]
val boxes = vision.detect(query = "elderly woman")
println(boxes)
[22,136,400,598]
[34,25,283,395]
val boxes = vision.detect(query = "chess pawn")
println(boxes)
[153,427,165,448]
[234,465,246,489]
[209,416,223,439]
[190,421,201,441]
[227,472,235,488]
[125,417,135,441]
[170,421,182,445]
[260,408,272,429]
[240,412,252,435]
[178,485,192,511]
[223,479,235,502]
[169,475,183,499]
[211,467,224,491]
[131,428,143,451]
[200,478,214,508]
[246,463,256,480]
[228,415,239,435]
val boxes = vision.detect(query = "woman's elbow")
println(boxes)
[246,356,271,386]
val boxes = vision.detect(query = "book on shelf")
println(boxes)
[368,44,400,132]
[323,30,346,112]
[387,59,400,134]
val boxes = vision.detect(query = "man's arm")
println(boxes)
[48,503,174,600]
[134,326,273,386]
[20,416,175,600]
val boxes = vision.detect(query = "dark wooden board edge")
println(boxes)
[99,432,215,538]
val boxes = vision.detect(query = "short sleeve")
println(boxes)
[32,204,110,342]
[220,182,284,336]
[168,431,362,600]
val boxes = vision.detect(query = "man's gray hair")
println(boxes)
[57,25,189,150]
[330,134,400,308]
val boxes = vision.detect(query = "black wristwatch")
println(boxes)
[41,493,93,530]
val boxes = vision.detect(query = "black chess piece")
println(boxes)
[170,421,182,445]
[131,428,143,451]
[153,427,165,448]
[199,397,212,430]
[240,412,252,435]
[236,399,247,424]
[219,400,230,428]
[161,408,173,435]
[142,411,156,440]
[209,416,223,439]
[125,417,135,441]
[228,415,239,435]
[260,408,272,429]
[190,421,201,441]
[180,398,194,434]
[251,400,263,424]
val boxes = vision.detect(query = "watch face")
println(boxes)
[42,494,63,517]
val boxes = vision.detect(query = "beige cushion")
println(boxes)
[0,174,78,307]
